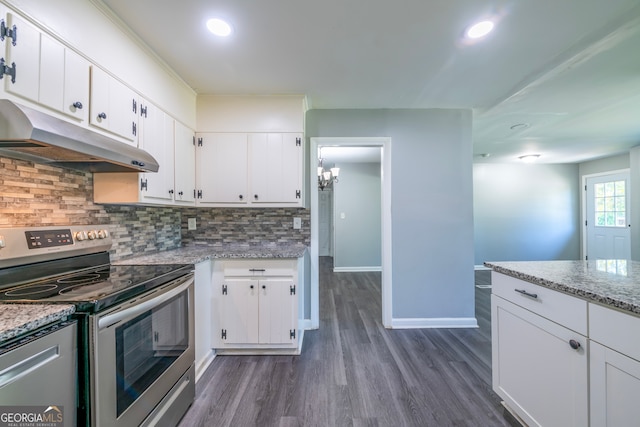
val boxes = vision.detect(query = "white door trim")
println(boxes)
[581,168,630,260]
[310,137,392,329]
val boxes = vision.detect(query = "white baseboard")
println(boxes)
[333,266,382,272]
[390,317,478,329]
[195,350,216,383]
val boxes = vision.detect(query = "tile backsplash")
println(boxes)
[0,157,310,260]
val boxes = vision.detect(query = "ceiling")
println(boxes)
[100,0,640,164]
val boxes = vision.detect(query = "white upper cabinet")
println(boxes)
[196,133,248,205]
[1,12,89,122]
[3,12,39,101]
[93,104,197,207]
[90,66,138,144]
[196,132,303,207]
[249,133,302,204]
[174,121,196,205]
[139,100,174,202]
[62,48,90,122]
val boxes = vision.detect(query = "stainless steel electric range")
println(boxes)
[0,225,196,427]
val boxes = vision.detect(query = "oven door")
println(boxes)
[90,273,195,427]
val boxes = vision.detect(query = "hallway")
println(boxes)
[179,259,515,426]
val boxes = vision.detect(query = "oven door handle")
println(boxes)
[98,275,193,330]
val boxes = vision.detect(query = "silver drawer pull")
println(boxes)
[514,288,538,299]
[249,269,266,272]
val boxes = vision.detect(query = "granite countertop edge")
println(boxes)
[485,261,640,316]
[0,304,75,344]
[113,244,309,266]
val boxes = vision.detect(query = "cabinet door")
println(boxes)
[590,341,640,426]
[140,101,174,202]
[258,279,296,344]
[174,122,196,204]
[220,279,259,344]
[38,35,89,122]
[62,49,89,122]
[249,133,302,204]
[492,295,588,427]
[90,66,137,143]
[108,76,138,143]
[196,133,248,204]
[38,33,64,112]
[4,13,40,102]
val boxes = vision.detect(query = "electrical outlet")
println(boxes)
[187,218,197,230]
[293,217,302,229]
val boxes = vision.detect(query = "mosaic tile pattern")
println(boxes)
[180,207,311,246]
[0,157,311,261]
[485,260,640,316]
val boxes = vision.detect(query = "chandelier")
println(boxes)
[317,153,340,191]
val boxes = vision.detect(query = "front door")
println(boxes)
[585,172,631,260]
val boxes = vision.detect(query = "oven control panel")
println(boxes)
[25,229,75,249]
[0,225,112,268]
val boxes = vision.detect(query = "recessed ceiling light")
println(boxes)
[518,154,540,163]
[465,20,495,39]
[206,18,232,37]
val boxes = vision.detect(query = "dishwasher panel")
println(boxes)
[0,321,77,427]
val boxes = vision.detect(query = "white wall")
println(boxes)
[333,162,381,271]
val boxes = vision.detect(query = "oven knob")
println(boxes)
[87,230,98,240]
[97,229,109,239]
[75,231,88,241]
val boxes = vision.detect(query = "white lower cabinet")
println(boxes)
[589,302,640,426]
[590,341,640,426]
[492,271,640,426]
[212,259,300,354]
[491,272,588,427]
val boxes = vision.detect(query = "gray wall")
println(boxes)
[473,163,581,264]
[306,109,474,320]
[333,162,382,270]
[578,154,629,177]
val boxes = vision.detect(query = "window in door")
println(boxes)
[594,180,626,227]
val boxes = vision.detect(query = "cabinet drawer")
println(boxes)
[223,260,296,277]
[590,303,640,361]
[492,272,587,335]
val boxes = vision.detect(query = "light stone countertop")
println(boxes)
[0,304,75,343]
[485,260,640,316]
[113,243,309,266]
[1,244,306,345]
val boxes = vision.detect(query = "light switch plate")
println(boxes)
[293,217,302,229]
[187,218,197,230]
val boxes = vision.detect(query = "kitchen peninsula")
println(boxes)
[486,259,640,427]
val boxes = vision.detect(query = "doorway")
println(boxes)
[584,170,631,260]
[309,137,392,329]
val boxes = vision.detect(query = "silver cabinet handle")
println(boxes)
[0,345,58,388]
[514,288,538,299]
[98,275,193,330]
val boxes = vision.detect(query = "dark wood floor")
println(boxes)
[178,259,518,426]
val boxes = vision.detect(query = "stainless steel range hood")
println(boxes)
[0,100,158,173]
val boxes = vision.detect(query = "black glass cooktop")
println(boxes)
[0,262,193,313]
